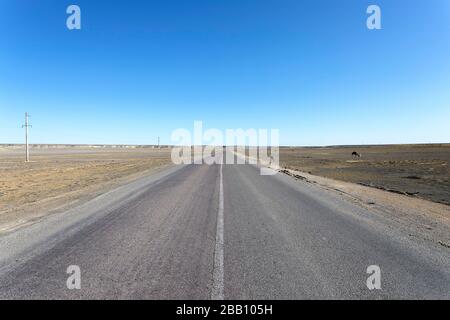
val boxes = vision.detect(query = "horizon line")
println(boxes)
[1,143,449,148]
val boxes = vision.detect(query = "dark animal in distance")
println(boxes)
[351,151,361,159]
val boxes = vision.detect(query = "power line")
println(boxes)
[22,112,32,162]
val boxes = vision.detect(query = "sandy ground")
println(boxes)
[0,146,172,233]
[280,144,450,205]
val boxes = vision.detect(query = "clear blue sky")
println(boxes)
[1,0,449,146]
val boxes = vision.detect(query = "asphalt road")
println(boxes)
[0,161,448,299]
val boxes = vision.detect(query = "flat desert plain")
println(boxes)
[0,146,172,232]
[280,144,450,206]
[0,144,449,238]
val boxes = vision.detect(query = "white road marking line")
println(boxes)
[211,163,224,300]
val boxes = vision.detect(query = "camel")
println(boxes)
[351,151,361,159]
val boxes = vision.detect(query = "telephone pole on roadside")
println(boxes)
[158,136,160,149]
[22,112,31,162]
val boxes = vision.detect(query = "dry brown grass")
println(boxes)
[280,144,450,205]
[0,146,172,218]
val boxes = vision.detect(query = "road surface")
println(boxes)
[0,160,449,299]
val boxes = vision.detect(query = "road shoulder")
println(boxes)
[278,167,450,250]
[0,164,186,275]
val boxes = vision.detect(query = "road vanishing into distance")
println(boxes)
[0,156,449,299]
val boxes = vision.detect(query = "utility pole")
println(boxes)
[158,136,160,149]
[22,112,31,162]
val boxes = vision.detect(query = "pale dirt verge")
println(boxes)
[235,150,450,249]
[0,164,173,234]
[279,168,450,248]
[0,147,173,234]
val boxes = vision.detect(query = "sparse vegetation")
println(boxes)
[280,144,450,205]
